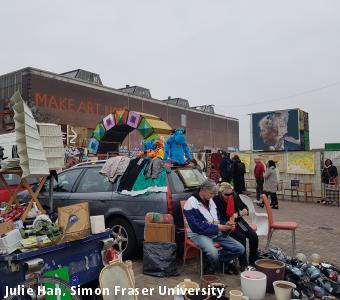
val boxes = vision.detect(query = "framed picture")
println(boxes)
[177,168,203,188]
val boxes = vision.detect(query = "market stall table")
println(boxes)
[0,230,113,299]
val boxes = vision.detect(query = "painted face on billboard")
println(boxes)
[252,110,301,151]
[260,125,279,146]
[258,113,286,148]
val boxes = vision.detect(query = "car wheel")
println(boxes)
[107,217,137,259]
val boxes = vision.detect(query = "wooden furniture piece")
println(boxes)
[283,179,300,201]
[0,168,47,220]
[0,169,23,210]
[20,176,47,220]
[298,182,313,202]
[262,194,299,255]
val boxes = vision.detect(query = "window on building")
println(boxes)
[181,114,187,127]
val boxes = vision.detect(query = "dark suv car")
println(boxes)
[19,161,205,258]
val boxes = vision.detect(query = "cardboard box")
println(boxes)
[0,221,14,235]
[0,229,22,254]
[144,223,175,243]
[90,215,105,234]
[58,202,91,243]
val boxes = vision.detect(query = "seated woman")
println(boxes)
[213,182,259,271]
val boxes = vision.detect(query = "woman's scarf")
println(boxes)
[223,193,235,218]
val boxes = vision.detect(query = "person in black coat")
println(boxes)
[219,151,233,183]
[213,182,259,271]
[321,159,339,205]
[232,155,246,194]
[322,159,338,185]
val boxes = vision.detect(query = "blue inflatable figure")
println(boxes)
[164,128,192,165]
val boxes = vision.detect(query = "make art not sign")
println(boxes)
[34,92,127,116]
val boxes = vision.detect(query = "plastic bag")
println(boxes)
[143,242,178,277]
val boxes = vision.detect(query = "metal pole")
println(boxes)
[128,95,130,153]
[48,174,54,213]
[209,116,212,150]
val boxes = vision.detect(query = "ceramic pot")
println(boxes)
[255,259,285,293]
[273,280,296,300]
[241,270,267,300]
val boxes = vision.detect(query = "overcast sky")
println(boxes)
[1,0,339,150]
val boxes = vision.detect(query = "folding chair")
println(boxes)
[262,194,299,255]
[239,194,268,236]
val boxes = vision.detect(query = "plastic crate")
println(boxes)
[47,157,65,169]
[17,112,37,129]
[40,136,64,148]
[17,137,46,154]
[37,123,62,137]
[16,124,41,141]
[20,158,50,177]
[43,147,64,158]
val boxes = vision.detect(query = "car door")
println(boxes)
[68,167,114,215]
[50,168,84,210]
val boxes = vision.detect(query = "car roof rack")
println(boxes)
[72,159,192,169]
[72,160,107,168]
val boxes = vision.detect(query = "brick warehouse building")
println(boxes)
[0,67,239,152]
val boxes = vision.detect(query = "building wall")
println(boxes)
[0,69,239,151]
[243,150,324,198]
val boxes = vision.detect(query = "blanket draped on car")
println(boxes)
[100,156,130,182]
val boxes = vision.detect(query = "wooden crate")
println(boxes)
[144,223,175,243]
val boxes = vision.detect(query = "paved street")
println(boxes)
[132,197,340,299]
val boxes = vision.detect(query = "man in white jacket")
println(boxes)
[184,179,245,274]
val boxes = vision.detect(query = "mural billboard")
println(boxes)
[251,109,303,151]
[287,152,315,174]
[257,153,286,172]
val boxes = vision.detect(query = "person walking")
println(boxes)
[184,179,245,274]
[254,157,265,203]
[263,160,279,209]
[213,182,259,272]
[232,155,246,194]
[219,151,233,183]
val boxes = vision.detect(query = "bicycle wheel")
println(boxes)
[4,276,82,300]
